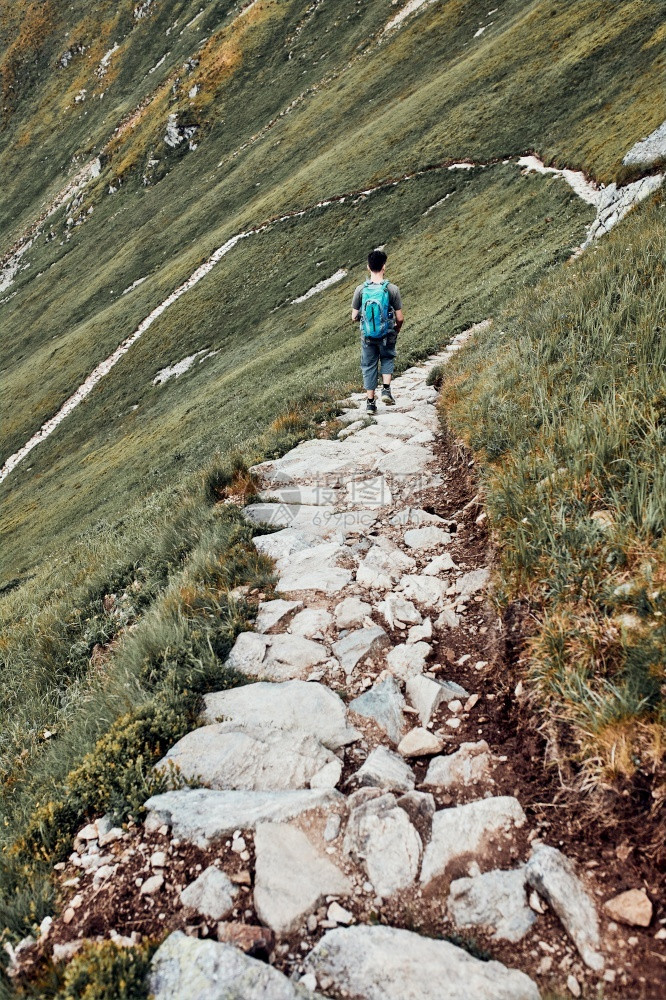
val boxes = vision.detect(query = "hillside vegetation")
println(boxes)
[0,0,664,994]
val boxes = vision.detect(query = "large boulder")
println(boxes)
[156,722,341,791]
[303,925,539,1000]
[355,746,415,793]
[225,632,331,681]
[254,823,352,934]
[149,931,322,999]
[254,599,302,633]
[420,797,527,885]
[332,626,389,677]
[202,680,358,750]
[144,788,343,848]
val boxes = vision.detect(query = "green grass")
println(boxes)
[439,189,666,791]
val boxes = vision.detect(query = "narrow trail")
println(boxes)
[2,150,662,486]
[21,331,656,998]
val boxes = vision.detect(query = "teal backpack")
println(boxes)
[360,279,392,339]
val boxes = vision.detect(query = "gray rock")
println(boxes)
[156,722,340,791]
[623,121,666,169]
[403,526,451,551]
[261,485,341,506]
[332,626,389,677]
[343,793,422,898]
[525,844,604,970]
[349,675,405,744]
[355,746,415,793]
[423,553,457,575]
[202,680,358,750]
[435,606,461,628]
[407,618,432,643]
[456,568,491,595]
[405,674,451,726]
[377,594,422,627]
[386,641,431,680]
[144,788,343,848]
[423,741,494,793]
[150,931,321,999]
[276,542,354,595]
[357,543,416,590]
[345,475,393,508]
[226,632,331,681]
[421,797,527,885]
[255,599,302,633]
[290,607,334,638]
[253,529,314,562]
[437,679,470,700]
[304,925,540,1000]
[334,596,372,628]
[390,508,445,526]
[448,867,537,942]
[398,575,449,608]
[375,444,434,476]
[397,727,444,757]
[254,822,351,934]
[180,866,237,921]
[244,503,337,534]
[324,813,342,841]
[396,790,436,842]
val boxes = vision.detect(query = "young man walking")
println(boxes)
[351,249,404,414]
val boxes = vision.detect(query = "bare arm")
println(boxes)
[351,308,360,323]
[394,308,404,333]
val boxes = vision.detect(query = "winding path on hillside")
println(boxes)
[22,334,658,998]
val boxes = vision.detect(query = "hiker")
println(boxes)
[351,248,404,414]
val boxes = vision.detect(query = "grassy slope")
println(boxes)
[0,0,664,986]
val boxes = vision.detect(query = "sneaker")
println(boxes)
[366,397,377,414]
[381,385,395,405]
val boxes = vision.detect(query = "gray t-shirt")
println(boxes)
[352,281,402,312]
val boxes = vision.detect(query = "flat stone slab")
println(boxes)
[156,722,340,791]
[345,475,393,508]
[349,675,405,745]
[375,444,434,476]
[403,526,451,551]
[255,599,302,633]
[253,529,315,562]
[525,844,604,970]
[290,607,334,638]
[332,626,389,677]
[226,632,331,681]
[448,867,537,942]
[304,925,540,1000]
[406,674,452,727]
[180,866,238,921]
[423,741,494,793]
[260,485,341,506]
[150,931,321,999]
[202,680,358,750]
[244,503,337,534]
[355,746,415,793]
[144,788,343,848]
[421,797,527,885]
[343,793,422,898]
[276,542,354,595]
[456,568,491,595]
[334,596,372,628]
[254,822,352,935]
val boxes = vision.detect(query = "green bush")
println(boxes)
[56,940,155,1000]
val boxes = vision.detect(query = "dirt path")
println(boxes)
[16,332,663,999]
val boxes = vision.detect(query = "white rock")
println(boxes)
[150,851,166,867]
[150,931,317,999]
[141,873,164,895]
[346,475,393,508]
[328,901,354,925]
[398,727,444,757]
[405,675,451,726]
[525,844,604,970]
[255,599,302,632]
[253,529,314,561]
[390,508,445,526]
[304,925,540,999]
[254,823,351,934]
[226,632,331,681]
[355,746,415,793]
[375,444,434,476]
[423,553,457,575]
[334,596,372,628]
[202,680,358,750]
[290,607,334,638]
[277,542,354,595]
[421,797,527,885]
[456,568,490,595]
[332,626,389,677]
[244,502,337,534]
[349,675,405,745]
[180,866,237,921]
[407,618,432,643]
[377,594,422,627]
[261,485,341,506]
[144,788,343,848]
[623,119,666,168]
[403,526,451,551]
[398,575,449,608]
[357,543,416,590]
[448,867,537,942]
[386,641,431,680]
[436,606,460,628]
[343,793,422,898]
[424,741,494,792]
[156,722,340,791]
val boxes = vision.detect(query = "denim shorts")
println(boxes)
[361,333,397,390]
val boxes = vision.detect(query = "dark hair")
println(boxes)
[367,249,387,272]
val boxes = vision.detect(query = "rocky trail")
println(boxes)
[12,328,664,998]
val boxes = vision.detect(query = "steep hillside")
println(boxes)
[0,0,665,997]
